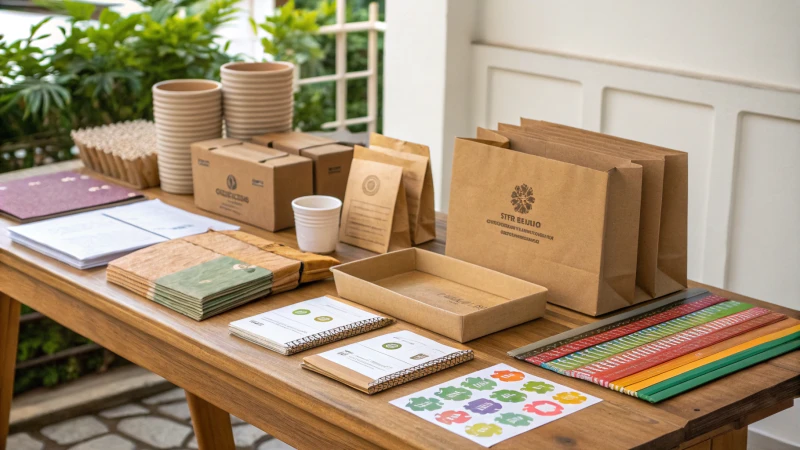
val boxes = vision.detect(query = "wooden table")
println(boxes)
[1,161,798,450]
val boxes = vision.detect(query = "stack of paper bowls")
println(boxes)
[221,62,294,140]
[152,79,223,194]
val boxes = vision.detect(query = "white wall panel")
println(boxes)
[601,90,714,280]
[486,69,582,128]
[727,113,800,307]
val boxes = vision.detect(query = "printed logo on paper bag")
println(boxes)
[292,309,310,315]
[465,423,503,438]
[382,342,402,350]
[435,410,472,425]
[362,175,381,196]
[510,184,535,214]
[227,174,237,190]
[464,398,502,415]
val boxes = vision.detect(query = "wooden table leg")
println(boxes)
[0,294,21,450]
[186,390,235,450]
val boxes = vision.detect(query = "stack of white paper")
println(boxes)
[8,200,238,269]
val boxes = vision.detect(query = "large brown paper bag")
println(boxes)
[520,119,688,294]
[446,134,643,316]
[369,133,436,244]
[352,145,431,246]
[498,122,682,299]
[339,158,411,253]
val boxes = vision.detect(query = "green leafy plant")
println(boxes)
[254,0,384,132]
[1,0,239,173]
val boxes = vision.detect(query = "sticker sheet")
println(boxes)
[389,363,602,447]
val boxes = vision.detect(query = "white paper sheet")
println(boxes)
[8,199,238,268]
[103,199,239,239]
[390,363,602,447]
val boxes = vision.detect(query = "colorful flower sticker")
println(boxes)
[521,381,555,394]
[465,423,503,438]
[490,389,527,403]
[435,386,473,401]
[460,377,497,391]
[406,396,444,412]
[464,398,503,415]
[490,370,525,382]
[495,413,534,427]
[523,400,564,416]
[435,410,472,425]
[553,391,588,405]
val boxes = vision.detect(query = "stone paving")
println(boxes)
[6,388,295,450]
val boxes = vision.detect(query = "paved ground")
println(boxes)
[6,388,294,450]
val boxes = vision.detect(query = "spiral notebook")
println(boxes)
[302,330,474,394]
[229,296,394,355]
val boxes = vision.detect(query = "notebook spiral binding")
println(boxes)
[285,316,394,355]
[368,350,475,394]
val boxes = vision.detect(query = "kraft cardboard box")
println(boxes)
[331,248,547,342]
[191,138,313,232]
[252,132,353,201]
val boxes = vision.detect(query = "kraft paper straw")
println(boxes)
[620,323,800,392]
[526,295,728,365]
[572,310,784,385]
[637,333,800,403]
[611,319,800,388]
[544,301,753,372]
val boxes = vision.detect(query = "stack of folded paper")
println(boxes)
[108,231,340,320]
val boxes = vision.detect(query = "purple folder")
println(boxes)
[0,171,145,222]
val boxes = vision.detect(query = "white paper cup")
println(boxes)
[292,195,342,253]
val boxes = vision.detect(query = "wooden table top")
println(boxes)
[1,161,798,450]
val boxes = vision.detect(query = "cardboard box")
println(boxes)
[331,248,547,342]
[191,138,313,231]
[252,132,353,201]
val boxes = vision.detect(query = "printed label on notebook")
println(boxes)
[230,296,381,346]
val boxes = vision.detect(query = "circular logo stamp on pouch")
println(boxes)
[382,342,402,350]
[510,183,535,214]
[227,174,237,190]
[362,175,381,196]
[292,309,311,315]
[314,316,333,322]
[232,263,256,273]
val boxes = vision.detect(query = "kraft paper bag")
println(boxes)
[446,133,643,316]
[369,133,436,245]
[520,119,688,296]
[352,145,432,246]
[339,158,412,254]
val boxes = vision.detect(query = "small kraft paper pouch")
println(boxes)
[339,158,411,254]
[352,145,431,246]
[369,133,436,245]
[520,119,688,296]
[446,131,643,316]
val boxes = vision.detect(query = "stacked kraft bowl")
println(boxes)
[221,61,294,139]
[152,79,223,194]
[152,62,294,194]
